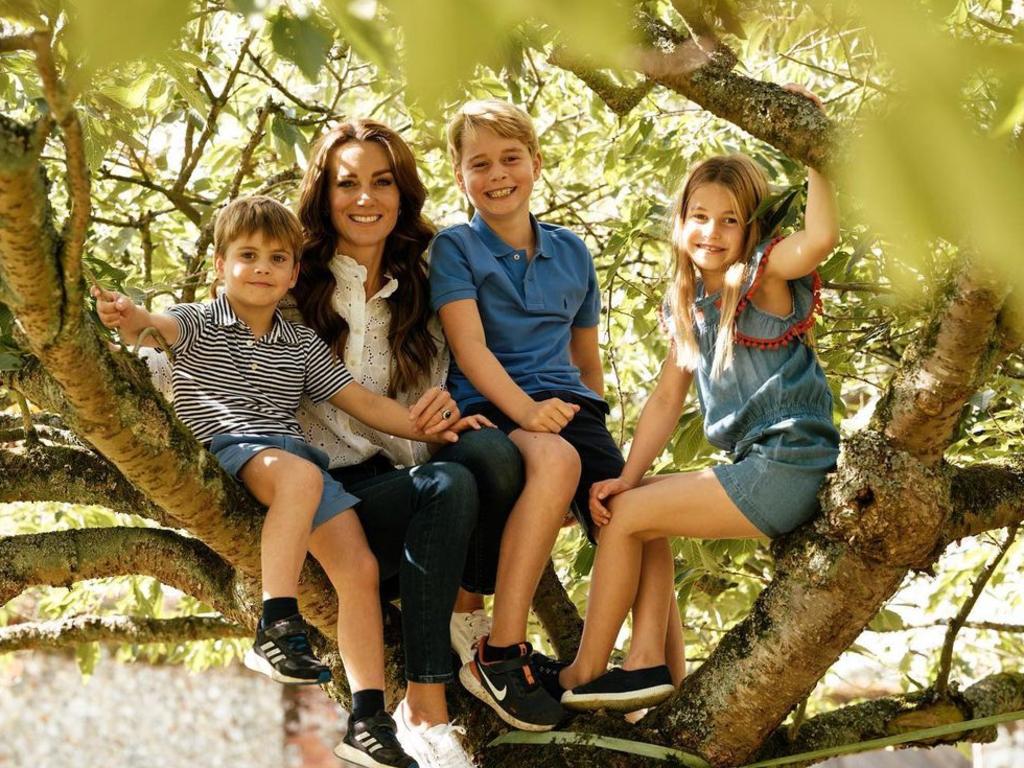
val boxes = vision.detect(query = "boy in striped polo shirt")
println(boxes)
[94,196,481,768]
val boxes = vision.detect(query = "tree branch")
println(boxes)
[0,35,35,53]
[532,560,583,659]
[935,524,1019,695]
[0,527,248,623]
[0,614,247,653]
[626,22,837,170]
[97,170,204,225]
[756,672,1024,766]
[876,260,1010,464]
[28,30,89,308]
[173,32,255,196]
[0,442,183,528]
[548,47,654,117]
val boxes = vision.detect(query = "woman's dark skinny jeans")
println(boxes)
[329,427,523,684]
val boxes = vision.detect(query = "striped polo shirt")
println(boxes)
[166,296,352,445]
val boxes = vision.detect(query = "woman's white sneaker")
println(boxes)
[449,609,491,666]
[393,698,475,768]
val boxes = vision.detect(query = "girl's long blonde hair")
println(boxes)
[669,154,771,378]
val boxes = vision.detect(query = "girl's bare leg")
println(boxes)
[560,468,759,689]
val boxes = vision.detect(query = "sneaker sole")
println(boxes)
[333,741,419,768]
[458,661,558,733]
[561,683,675,712]
[243,649,331,686]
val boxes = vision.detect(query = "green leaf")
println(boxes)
[66,0,193,73]
[868,607,907,632]
[269,10,334,82]
[75,642,100,678]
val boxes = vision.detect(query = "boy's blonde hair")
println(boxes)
[446,99,539,166]
[213,195,304,259]
[669,154,773,378]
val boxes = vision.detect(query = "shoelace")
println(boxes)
[459,610,490,646]
[420,722,472,768]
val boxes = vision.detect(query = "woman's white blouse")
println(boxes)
[288,254,449,469]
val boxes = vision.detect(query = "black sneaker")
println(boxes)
[561,665,674,712]
[530,652,569,702]
[458,638,565,732]
[243,615,331,685]
[334,711,418,768]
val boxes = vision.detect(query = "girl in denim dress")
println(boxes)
[552,86,841,712]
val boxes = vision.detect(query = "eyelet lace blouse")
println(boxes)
[287,254,449,469]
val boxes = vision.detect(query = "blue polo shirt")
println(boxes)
[429,213,602,410]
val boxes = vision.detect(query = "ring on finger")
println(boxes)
[442,409,453,420]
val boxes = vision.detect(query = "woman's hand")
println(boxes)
[589,476,637,526]
[410,386,459,435]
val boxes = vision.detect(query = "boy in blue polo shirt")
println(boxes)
[430,101,683,731]
[94,195,483,768]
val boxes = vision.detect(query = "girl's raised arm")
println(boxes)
[763,84,840,281]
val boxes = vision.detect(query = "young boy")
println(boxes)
[430,101,684,731]
[95,195,475,768]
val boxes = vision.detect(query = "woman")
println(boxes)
[289,119,521,768]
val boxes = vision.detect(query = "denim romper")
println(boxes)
[691,237,840,537]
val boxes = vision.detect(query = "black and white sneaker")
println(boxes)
[458,638,564,732]
[530,652,569,702]
[561,665,675,712]
[243,615,331,685]
[334,711,418,768]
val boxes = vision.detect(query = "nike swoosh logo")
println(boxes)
[478,664,508,701]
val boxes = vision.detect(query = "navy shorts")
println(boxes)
[713,419,839,538]
[463,390,624,544]
[209,434,360,529]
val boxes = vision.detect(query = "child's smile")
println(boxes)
[456,127,541,222]
[680,182,745,285]
[215,232,298,315]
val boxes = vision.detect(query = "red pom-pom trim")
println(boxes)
[732,235,823,350]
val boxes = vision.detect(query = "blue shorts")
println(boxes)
[209,434,360,529]
[713,419,839,538]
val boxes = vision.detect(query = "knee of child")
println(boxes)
[527,435,581,483]
[347,545,380,587]
[285,458,324,495]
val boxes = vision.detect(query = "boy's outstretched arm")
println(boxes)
[91,286,181,347]
[439,299,580,433]
[764,84,840,280]
[328,382,476,444]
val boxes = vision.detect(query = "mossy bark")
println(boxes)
[0,527,249,622]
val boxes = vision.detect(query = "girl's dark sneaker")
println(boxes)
[459,638,565,732]
[530,652,569,701]
[244,615,331,685]
[334,711,418,768]
[561,665,674,712]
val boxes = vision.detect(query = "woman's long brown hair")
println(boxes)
[294,120,438,397]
